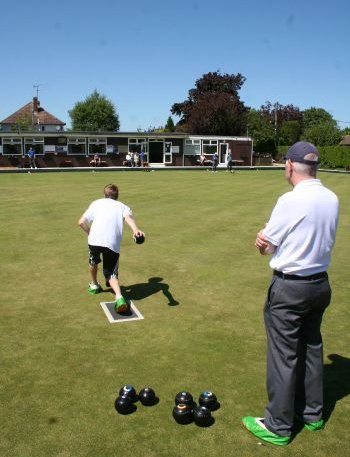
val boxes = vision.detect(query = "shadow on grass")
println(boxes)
[323,353,350,422]
[290,353,350,441]
[116,277,179,306]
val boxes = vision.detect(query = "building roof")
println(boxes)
[339,135,350,146]
[0,97,65,126]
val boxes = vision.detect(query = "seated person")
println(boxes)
[90,153,101,166]
[199,154,206,165]
[125,153,132,167]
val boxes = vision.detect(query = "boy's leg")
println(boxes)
[89,263,99,284]
[109,276,122,299]
[87,245,102,293]
[109,276,128,313]
[102,249,128,313]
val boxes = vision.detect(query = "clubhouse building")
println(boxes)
[0,98,253,168]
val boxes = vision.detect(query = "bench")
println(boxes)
[90,160,107,167]
[231,159,244,166]
[196,159,212,166]
[122,161,149,167]
[60,160,73,167]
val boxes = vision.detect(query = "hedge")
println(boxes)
[277,145,350,169]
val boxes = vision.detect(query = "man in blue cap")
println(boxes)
[242,141,339,445]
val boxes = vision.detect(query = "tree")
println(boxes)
[279,120,302,145]
[259,102,303,146]
[69,90,120,131]
[303,107,336,130]
[171,71,248,135]
[303,123,342,146]
[247,109,276,154]
[164,116,175,132]
[260,102,303,126]
[144,125,165,133]
[302,107,341,146]
[12,113,32,132]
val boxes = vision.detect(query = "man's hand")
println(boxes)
[255,230,276,255]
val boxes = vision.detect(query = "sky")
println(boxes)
[1,0,349,131]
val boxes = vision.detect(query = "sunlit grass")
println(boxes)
[1,169,349,457]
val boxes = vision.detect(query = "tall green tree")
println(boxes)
[164,116,175,132]
[69,90,120,131]
[302,107,341,146]
[303,107,336,130]
[303,123,342,146]
[259,101,303,146]
[279,120,302,145]
[171,71,248,135]
[247,109,276,154]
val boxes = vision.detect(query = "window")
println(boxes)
[67,138,86,155]
[128,138,147,153]
[88,137,107,155]
[2,138,22,155]
[202,139,218,155]
[184,138,201,155]
[24,138,44,155]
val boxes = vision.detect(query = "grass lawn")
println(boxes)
[1,169,349,457]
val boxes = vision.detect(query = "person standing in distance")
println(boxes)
[78,184,145,313]
[226,150,233,173]
[140,150,145,167]
[242,141,339,446]
[211,152,218,172]
[27,147,37,168]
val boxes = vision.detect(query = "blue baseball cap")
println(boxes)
[284,141,320,165]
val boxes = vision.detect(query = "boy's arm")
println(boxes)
[124,213,144,237]
[78,216,90,234]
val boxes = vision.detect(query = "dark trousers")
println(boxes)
[263,275,331,436]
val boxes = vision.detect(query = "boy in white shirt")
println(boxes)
[78,184,145,313]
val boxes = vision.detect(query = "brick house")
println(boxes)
[0,97,65,133]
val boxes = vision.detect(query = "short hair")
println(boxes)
[104,184,119,200]
[292,161,318,177]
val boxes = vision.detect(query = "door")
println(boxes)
[164,142,172,164]
[148,140,163,163]
[219,143,228,164]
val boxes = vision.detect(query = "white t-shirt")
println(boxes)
[263,179,339,275]
[82,198,132,253]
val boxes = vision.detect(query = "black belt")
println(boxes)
[273,270,328,281]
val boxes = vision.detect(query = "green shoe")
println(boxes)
[242,416,290,446]
[295,415,324,431]
[304,419,324,431]
[88,283,102,294]
[115,296,128,314]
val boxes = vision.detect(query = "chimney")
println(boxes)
[33,97,40,114]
